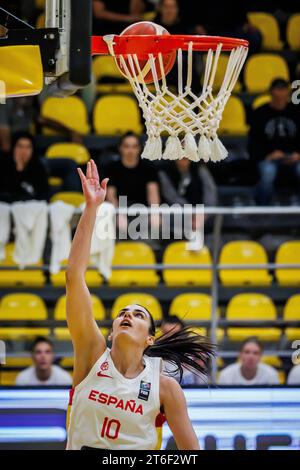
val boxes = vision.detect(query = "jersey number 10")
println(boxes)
[101,417,121,440]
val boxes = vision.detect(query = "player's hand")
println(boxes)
[77,159,109,207]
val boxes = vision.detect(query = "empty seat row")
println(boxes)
[0,291,299,343]
[1,240,300,287]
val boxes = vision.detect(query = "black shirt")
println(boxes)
[92,0,131,35]
[248,103,300,162]
[106,158,159,206]
[0,155,49,203]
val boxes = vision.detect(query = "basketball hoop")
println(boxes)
[92,34,249,162]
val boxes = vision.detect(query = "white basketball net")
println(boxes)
[104,37,248,162]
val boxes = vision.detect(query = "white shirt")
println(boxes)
[287,364,300,385]
[218,362,279,386]
[67,348,163,450]
[15,365,72,386]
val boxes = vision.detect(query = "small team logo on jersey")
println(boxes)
[97,361,112,378]
[138,380,151,401]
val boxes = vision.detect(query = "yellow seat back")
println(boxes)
[169,293,219,321]
[93,95,143,135]
[275,241,300,286]
[54,294,105,320]
[203,54,242,93]
[163,242,212,286]
[0,293,47,320]
[219,96,248,136]
[50,259,103,288]
[252,94,271,110]
[111,293,162,321]
[227,293,276,321]
[0,328,50,340]
[287,14,300,50]
[0,243,45,287]
[245,54,289,93]
[41,96,90,135]
[109,242,159,286]
[46,143,90,165]
[219,241,272,286]
[283,295,300,320]
[248,13,283,50]
[50,191,85,207]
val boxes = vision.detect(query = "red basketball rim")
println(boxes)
[91,35,249,57]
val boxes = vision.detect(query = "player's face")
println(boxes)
[112,304,154,348]
[240,343,262,370]
[119,136,141,160]
[32,342,54,371]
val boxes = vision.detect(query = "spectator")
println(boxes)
[218,337,280,386]
[15,337,72,386]
[159,158,217,244]
[0,132,49,202]
[161,316,207,386]
[287,364,300,385]
[92,0,144,35]
[105,132,160,234]
[248,79,300,205]
[154,0,186,34]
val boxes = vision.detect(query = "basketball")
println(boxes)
[116,21,177,84]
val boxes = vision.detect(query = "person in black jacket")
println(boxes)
[0,132,49,202]
[248,79,300,205]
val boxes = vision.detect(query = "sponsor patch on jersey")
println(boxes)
[138,380,151,401]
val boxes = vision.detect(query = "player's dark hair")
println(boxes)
[240,336,263,353]
[31,336,54,353]
[161,315,185,329]
[142,307,216,383]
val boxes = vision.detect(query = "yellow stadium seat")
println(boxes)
[275,241,300,286]
[54,294,106,320]
[163,242,212,286]
[109,242,159,287]
[261,355,282,368]
[0,328,50,340]
[41,96,90,135]
[0,243,45,287]
[219,96,248,136]
[93,95,143,135]
[169,293,220,321]
[54,327,108,341]
[48,177,63,187]
[248,13,283,50]
[5,357,32,368]
[252,94,271,110]
[287,14,300,50]
[50,259,103,287]
[190,327,207,337]
[203,54,242,93]
[0,293,47,320]
[50,191,85,207]
[143,11,156,22]
[283,294,300,342]
[46,143,90,165]
[0,371,19,386]
[277,370,285,385]
[35,0,45,9]
[244,54,289,94]
[60,357,74,368]
[217,357,224,369]
[226,293,281,342]
[219,241,272,286]
[111,293,162,321]
[92,56,132,94]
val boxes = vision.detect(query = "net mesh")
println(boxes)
[104,36,248,162]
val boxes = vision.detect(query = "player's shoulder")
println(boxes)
[159,374,182,395]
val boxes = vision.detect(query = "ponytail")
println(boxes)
[144,326,216,382]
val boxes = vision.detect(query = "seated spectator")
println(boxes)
[287,364,300,385]
[159,158,217,244]
[161,316,207,386]
[92,0,144,35]
[105,132,160,234]
[15,337,72,386]
[154,0,187,34]
[248,79,300,205]
[0,132,49,202]
[0,97,38,154]
[218,337,279,386]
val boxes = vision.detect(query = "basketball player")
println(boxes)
[66,160,214,450]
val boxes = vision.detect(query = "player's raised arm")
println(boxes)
[65,159,109,386]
